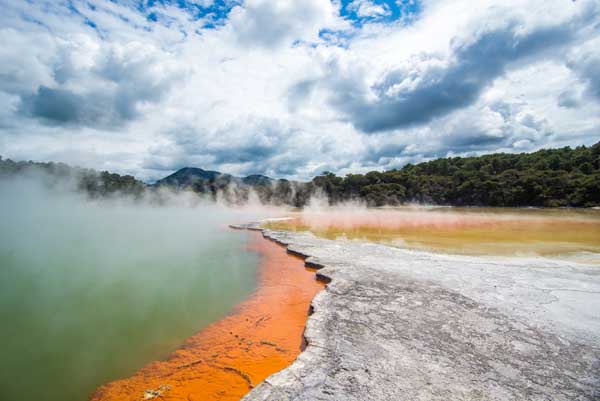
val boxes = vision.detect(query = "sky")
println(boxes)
[0,0,599,182]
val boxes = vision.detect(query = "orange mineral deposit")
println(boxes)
[91,231,324,401]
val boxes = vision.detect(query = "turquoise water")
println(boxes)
[0,181,259,401]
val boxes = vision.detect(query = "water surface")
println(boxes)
[0,181,259,401]
[92,232,325,401]
[265,207,600,263]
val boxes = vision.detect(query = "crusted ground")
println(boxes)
[233,225,600,401]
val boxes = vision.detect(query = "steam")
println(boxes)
[268,197,600,263]
[0,171,287,401]
[1,169,598,401]
[299,197,600,231]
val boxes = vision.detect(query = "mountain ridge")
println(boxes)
[2,140,599,207]
[154,167,285,189]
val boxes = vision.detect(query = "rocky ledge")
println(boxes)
[231,224,600,401]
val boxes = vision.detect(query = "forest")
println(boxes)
[311,142,600,207]
[0,158,145,198]
[2,141,599,207]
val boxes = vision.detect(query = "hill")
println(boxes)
[3,141,599,207]
[154,167,309,206]
[0,156,146,198]
[156,167,225,187]
[311,141,600,207]
[155,168,278,189]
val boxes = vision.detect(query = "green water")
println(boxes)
[0,181,259,401]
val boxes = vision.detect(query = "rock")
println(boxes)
[241,229,600,401]
[143,384,171,400]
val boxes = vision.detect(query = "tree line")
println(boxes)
[0,157,146,198]
[309,142,600,207]
[2,141,599,207]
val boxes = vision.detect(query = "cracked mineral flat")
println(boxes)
[243,229,600,401]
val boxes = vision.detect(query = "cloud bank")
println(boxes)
[0,0,599,181]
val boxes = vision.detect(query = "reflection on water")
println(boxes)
[0,183,259,401]
[264,207,600,264]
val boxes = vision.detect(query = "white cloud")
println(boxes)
[0,0,599,182]
[348,0,391,18]
[227,0,345,48]
[186,0,215,7]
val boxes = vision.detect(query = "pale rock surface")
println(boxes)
[232,225,600,401]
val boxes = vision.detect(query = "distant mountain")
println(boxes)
[152,167,309,205]
[154,167,278,190]
[154,167,234,189]
[242,174,274,186]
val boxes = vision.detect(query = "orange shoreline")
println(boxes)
[91,231,324,401]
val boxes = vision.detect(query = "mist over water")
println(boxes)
[0,176,272,401]
[266,202,600,263]
[3,173,598,401]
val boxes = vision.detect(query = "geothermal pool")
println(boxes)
[265,207,600,264]
[0,184,261,401]
[3,180,599,401]
[92,232,324,401]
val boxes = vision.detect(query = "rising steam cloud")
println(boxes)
[0,171,286,401]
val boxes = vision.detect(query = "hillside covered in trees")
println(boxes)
[312,142,600,208]
[2,141,599,207]
[154,166,311,206]
[0,157,146,198]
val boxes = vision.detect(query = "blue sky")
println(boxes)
[141,0,241,27]
[340,0,420,25]
[65,0,421,33]
[142,0,421,25]
[0,0,599,181]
